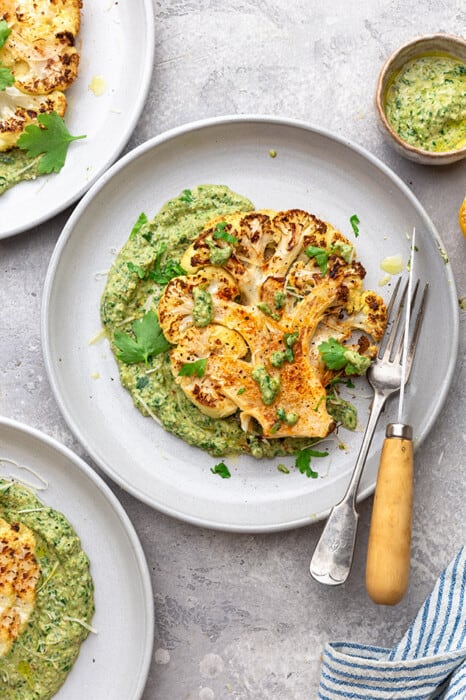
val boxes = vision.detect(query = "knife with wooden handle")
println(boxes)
[366,229,416,606]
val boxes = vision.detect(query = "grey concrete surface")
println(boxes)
[1,1,466,698]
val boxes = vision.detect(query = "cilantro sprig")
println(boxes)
[295,447,328,478]
[350,214,360,237]
[113,310,170,365]
[211,462,231,479]
[16,112,86,174]
[318,337,371,376]
[130,213,149,239]
[213,221,238,245]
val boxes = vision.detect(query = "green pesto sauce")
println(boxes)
[0,480,94,700]
[100,184,318,459]
[0,150,41,196]
[384,53,466,152]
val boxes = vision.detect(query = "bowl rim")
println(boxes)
[375,32,466,160]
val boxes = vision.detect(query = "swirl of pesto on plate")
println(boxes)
[100,184,386,459]
[0,479,94,699]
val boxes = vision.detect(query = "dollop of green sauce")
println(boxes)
[0,480,94,700]
[0,150,41,196]
[100,185,323,459]
[384,52,466,152]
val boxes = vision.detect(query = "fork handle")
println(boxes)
[366,423,413,605]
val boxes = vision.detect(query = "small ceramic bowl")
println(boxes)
[375,34,466,165]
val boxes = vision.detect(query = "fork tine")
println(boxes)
[404,283,428,382]
[380,278,409,359]
[393,279,421,363]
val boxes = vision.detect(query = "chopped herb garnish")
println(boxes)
[274,290,287,309]
[295,447,328,478]
[257,302,280,321]
[237,387,246,395]
[127,261,146,279]
[211,462,231,478]
[0,20,11,48]
[305,246,331,275]
[213,221,238,244]
[277,463,289,474]
[350,214,360,236]
[180,189,193,203]
[147,244,186,285]
[178,358,207,378]
[130,212,148,238]
[318,337,370,375]
[113,310,171,365]
[17,111,86,174]
[0,65,14,91]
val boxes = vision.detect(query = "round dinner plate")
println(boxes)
[0,417,154,698]
[1,0,154,238]
[42,116,459,533]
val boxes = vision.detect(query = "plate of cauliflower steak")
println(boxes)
[42,116,459,532]
[0,417,153,699]
[0,0,154,238]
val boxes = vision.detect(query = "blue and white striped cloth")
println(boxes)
[318,547,466,699]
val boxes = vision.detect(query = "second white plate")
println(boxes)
[1,0,154,238]
[42,116,459,532]
[0,417,153,699]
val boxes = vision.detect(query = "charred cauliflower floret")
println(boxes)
[158,209,387,440]
[0,0,81,151]
[0,86,65,150]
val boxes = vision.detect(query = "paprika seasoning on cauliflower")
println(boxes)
[101,185,387,458]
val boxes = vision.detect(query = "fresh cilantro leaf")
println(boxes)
[180,189,193,203]
[213,221,238,245]
[127,261,146,279]
[305,246,330,274]
[318,338,370,376]
[211,462,231,478]
[146,243,186,285]
[178,358,207,378]
[0,65,14,91]
[16,111,86,174]
[295,447,328,478]
[113,310,170,365]
[350,214,360,237]
[318,338,348,370]
[130,212,148,239]
[0,20,11,49]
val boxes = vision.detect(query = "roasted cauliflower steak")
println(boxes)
[158,209,387,440]
[0,0,81,151]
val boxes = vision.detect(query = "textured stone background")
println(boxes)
[1,1,466,698]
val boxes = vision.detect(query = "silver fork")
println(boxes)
[310,277,428,586]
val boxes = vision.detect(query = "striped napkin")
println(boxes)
[318,546,466,699]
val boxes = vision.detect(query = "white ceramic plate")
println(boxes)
[1,0,154,238]
[42,116,459,533]
[0,417,154,698]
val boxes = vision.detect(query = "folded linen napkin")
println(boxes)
[318,546,466,699]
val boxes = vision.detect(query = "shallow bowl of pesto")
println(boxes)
[0,417,154,699]
[42,116,459,532]
[375,34,466,165]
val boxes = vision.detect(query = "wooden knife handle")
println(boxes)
[366,424,413,605]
